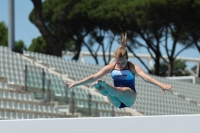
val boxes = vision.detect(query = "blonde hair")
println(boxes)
[114,31,128,59]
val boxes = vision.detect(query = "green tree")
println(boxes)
[0,21,27,52]
[29,36,47,53]
[123,0,200,76]
[15,40,27,51]
[0,21,8,46]
[29,0,200,77]
[30,0,81,57]
[30,0,125,63]
[150,60,191,76]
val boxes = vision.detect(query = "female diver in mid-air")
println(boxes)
[64,31,172,108]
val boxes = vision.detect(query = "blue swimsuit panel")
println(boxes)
[110,62,136,92]
[110,62,136,108]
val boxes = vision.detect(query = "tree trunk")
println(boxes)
[31,0,80,57]
[84,44,99,64]
[72,41,82,61]
[154,51,161,76]
[154,58,160,76]
[168,58,174,77]
[194,42,200,53]
[198,64,200,77]
[32,0,61,56]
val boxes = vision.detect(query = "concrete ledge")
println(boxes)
[0,114,200,133]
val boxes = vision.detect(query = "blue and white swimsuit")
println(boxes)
[110,61,136,92]
[110,61,136,108]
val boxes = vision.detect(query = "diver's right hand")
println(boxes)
[64,81,76,89]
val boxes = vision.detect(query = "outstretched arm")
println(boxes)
[134,64,172,95]
[64,64,112,88]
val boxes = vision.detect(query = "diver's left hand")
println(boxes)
[159,84,172,95]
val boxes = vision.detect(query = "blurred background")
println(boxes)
[0,0,199,119]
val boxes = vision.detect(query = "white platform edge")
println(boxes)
[1,114,200,133]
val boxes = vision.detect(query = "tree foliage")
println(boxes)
[0,21,8,46]
[150,60,191,76]
[15,40,27,51]
[0,21,27,52]
[30,0,81,57]
[29,0,200,77]
[28,36,46,53]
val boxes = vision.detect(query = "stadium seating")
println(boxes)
[0,46,131,119]
[0,81,66,120]
[22,49,133,117]
[1,46,200,119]
[23,50,113,83]
[22,49,200,116]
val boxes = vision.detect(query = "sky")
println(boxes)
[0,0,41,46]
[0,0,199,71]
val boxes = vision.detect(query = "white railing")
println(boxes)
[62,51,200,77]
[166,76,200,84]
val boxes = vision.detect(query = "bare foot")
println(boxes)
[97,79,107,88]
[92,80,109,96]
[92,81,101,91]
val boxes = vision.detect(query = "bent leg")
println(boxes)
[107,95,121,108]
[92,81,109,96]
[117,87,137,107]
[92,81,121,107]
[97,79,137,107]
[96,79,122,97]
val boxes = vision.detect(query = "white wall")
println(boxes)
[0,115,200,133]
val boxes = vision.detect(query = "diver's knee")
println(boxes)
[126,95,137,107]
[107,96,121,107]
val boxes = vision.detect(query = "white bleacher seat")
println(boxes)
[16,112,21,119]
[0,90,2,97]
[32,104,38,112]
[33,114,37,119]
[11,101,17,110]
[27,113,32,119]
[77,100,84,108]
[10,112,16,119]
[22,113,28,119]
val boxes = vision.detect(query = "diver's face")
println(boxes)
[115,56,128,69]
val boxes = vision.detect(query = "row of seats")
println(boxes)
[0,100,58,114]
[149,75,200,103]
[0,90,34,101]
[0,47,67,96]
[22,49,132,115]
[1,47,130,117]
[2,46,200,116]
[0,82,59,116]
[0,110,59,120]
[0,48,69,119]
[22,49,200,115]
[0,82,128,117]
[23,50,113,83]
[132,85,200,115]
